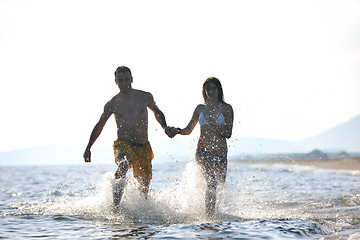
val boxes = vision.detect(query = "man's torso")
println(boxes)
[109,89,150,144]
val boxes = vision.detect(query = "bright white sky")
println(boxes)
[0,0,359,152]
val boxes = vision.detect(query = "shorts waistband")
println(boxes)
[113,140,150,148]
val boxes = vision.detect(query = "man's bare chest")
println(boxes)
[112,99,148,119]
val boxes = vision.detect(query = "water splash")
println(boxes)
[11,162,204,223]
[9,162,359,237]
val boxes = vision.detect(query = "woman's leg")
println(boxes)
[196,152,217,218]
[214,159,227,185]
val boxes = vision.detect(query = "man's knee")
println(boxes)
[115,154,130,179]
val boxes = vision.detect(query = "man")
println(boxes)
[83,66,177,208]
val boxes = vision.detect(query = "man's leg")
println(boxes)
[131,155,152,200]
[138,177,150,199]
[113,154,130,209]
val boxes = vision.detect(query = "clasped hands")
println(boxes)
[165,126,180,138]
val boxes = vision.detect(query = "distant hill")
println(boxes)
[0,115,359,165]
[0,143,192,166]
[229,115,360,156]
[294,115,360,152]
[227,137,305,156]
[0,145,112,166]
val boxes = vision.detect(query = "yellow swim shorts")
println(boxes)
[113,140,154,186]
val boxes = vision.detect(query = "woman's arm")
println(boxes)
[178,104,203,135]
[215,104,234,138]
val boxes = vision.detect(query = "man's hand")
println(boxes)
[165,126,178,138]
[83,149,92,163]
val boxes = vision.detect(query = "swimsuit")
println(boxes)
[196,149,227,166]
[198,107,225,126]
[197,106,227,166]
[113,140,154,186]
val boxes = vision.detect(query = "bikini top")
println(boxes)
[199,106,226,126]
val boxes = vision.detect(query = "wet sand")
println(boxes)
[238,157,360,171]
[288,157,360,171]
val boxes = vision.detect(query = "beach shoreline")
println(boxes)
[234,157,360,171]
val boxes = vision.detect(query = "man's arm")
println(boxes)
[83,104,112,162]
[146,93,177,137]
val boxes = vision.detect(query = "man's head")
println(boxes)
[114,66,132,77]
[114,66,133,93]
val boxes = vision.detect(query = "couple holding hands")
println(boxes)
[83,66,233,217]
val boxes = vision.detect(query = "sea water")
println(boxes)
[1,160,359,239]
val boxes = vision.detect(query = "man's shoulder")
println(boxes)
[133,88,151,95]
[104,93,120,107]
[108,93,121,102]
[133,89,153,100]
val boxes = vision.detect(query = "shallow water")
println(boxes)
[1,160,359,239]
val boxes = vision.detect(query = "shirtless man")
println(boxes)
[83,66,177,208]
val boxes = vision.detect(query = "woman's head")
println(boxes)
[202,77,225,104]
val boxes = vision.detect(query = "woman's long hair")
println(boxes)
[202,77,225,104]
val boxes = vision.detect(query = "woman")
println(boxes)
[175,77,234,217]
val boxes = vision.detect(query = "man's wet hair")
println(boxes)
[114,66,132,77]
